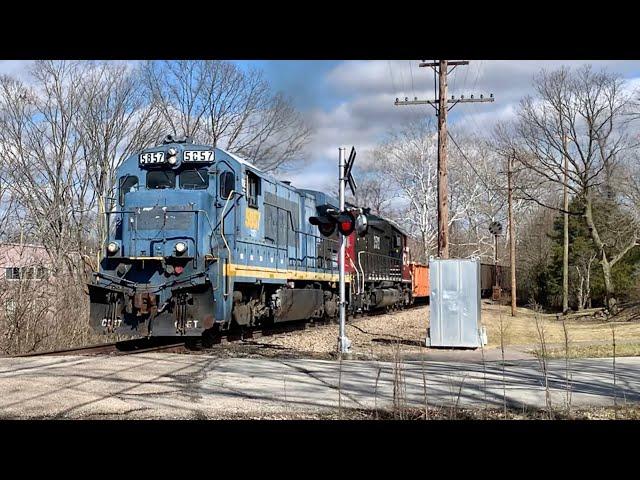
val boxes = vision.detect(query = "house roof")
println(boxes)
[0,243,51,268]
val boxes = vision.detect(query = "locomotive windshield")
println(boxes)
[179,167,209,190]
[147,170,176,189]
[118,175,138,206]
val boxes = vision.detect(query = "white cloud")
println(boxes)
[0,61,34,81]
[313,59,640,154]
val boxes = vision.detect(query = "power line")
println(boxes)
[397,62,407,97]
[387,60,398,95]
[408,60,416,99]
[447,130,494,193]
[467,61,488,137]
[472,60,483,92]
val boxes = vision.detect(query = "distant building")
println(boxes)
[0,243,51,282]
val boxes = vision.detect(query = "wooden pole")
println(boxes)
[508,154,517,316]
[437,59,449,259]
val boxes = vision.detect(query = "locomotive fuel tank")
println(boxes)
[371,288,401,308]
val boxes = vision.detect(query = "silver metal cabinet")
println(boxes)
[427,258,484,348]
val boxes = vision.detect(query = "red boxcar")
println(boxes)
[409,262,430,300]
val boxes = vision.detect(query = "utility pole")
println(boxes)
[395,60,494,259]
[562,134,569,315]
[437,60,449,259]
[508,154,517,317]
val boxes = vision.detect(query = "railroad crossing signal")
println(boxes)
[309,210,338,237]
[309,207,369,237]
[345,146,357,195]
[489,221,503,236]
[336,211,356,236]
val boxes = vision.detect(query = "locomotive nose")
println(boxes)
[122,190,210,259]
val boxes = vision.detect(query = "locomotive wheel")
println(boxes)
[186,338,203,350]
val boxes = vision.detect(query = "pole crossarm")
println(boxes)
[420,60,469,67]
[394,97,494,106]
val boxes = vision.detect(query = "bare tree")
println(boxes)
[0,61,164,276]
[0,61,88,276]
[0,158,14,240]
[77,61,165,267]
[511,66,638,312]
[374,118,514,262]
[142,60,312,172]
[373,118,439,259]
[345,162,396,216]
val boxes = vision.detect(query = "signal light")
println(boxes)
[336,211,355,236]
[309,216,336,237]
[310,209,369,237]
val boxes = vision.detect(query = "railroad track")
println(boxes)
[17,302,428,357]
[16,338,189,357]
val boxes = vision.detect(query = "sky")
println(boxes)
[3,60,640,192]
[247,60,640,192]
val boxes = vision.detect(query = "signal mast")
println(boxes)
[309,147,367,354]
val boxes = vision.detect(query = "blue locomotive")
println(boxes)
[89,135,347,337]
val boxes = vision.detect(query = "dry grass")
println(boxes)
[540,342,640,359]
[481,302,640,348]
[122,405,640,420]
[251,302,640,360]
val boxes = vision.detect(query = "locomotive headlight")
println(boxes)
[167,147,178,165]
[175,242,187,254]
[107,242,119,254]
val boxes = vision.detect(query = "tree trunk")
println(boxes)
[421,229,429,263]
[584,196,617,313]
[576,266,584,311]
[562,135,569,314]
[601,258,617,313]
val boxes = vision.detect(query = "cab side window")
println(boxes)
[247,171,261,208]
[119,175,138,206]
[220,171,235,199]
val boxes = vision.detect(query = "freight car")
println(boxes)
[88,136,414,338]
[480,263,510,298]
[408,262,430,303]
[400,261,509,301]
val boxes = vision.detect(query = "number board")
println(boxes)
[184,150,214,163]
[139,152,165,165]
[245,208,260,230]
